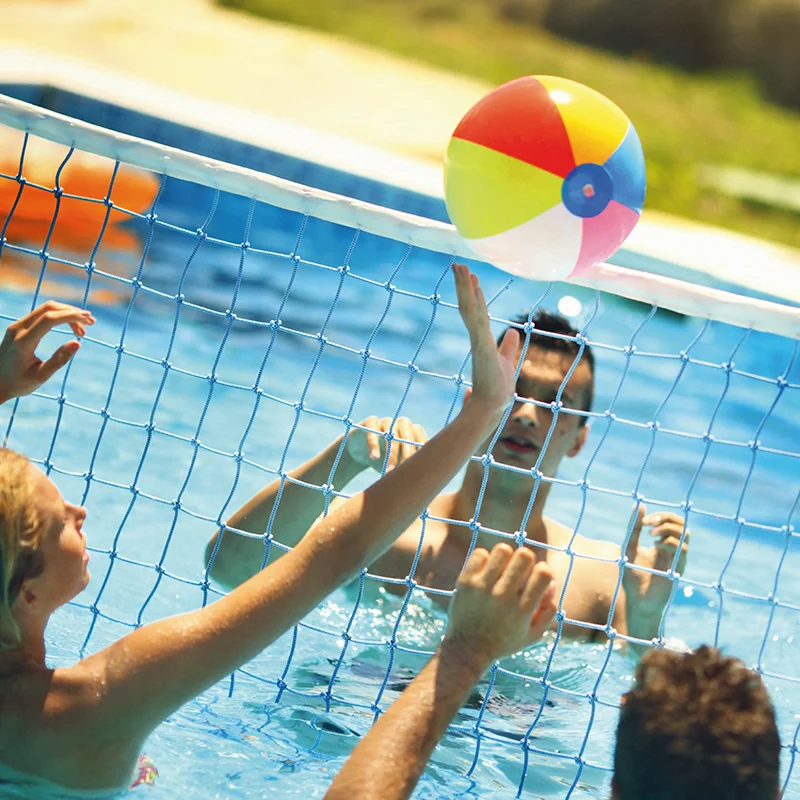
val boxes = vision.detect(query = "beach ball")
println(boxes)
[444,76,646,282]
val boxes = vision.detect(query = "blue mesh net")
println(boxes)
[2,128,800,799]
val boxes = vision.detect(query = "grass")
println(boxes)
[218,0,800,249]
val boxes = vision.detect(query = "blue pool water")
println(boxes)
[2,124,800,798]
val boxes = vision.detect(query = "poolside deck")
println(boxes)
[1,0,799,303]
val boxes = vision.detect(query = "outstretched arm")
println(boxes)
[206,416,428,589]
[621,504,690,652]
[325,544,557,800]
[67,264,521,746]
[0,301,94,404]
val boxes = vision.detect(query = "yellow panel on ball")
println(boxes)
[444,137,563,241]
[536,76,630,168]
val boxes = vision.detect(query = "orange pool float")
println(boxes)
[0,129,159,229]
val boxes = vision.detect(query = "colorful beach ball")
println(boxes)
[444,76,646,282]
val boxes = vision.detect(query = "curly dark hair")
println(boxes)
[614,646,781,800]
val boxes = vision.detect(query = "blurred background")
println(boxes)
[1,0,799,248]
[219,0,800,248]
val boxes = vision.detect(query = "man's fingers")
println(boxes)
[625,505,646,562]
[31,340,80,384]
[521,562,555,612]
[650,521,689,544]
[365,430,382,462]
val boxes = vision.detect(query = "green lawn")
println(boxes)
[219,0,800,249]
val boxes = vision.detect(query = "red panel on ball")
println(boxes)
[451,76,576,179]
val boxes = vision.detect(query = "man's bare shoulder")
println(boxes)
[544,517,622,559]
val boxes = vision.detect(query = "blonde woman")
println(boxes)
[0,266,556,796]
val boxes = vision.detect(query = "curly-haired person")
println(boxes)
[613,645,781,800]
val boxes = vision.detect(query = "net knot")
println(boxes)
[195,228,207,241]
[53,187,64,199]
[777,375,789,389]
[240,241,250,251]
[722,361,734,373]
[406,361,419,374]
[623,345,636,356]
[679,350,690,363]
[748,439,761,452]
[84,261,95,274]
[337,264,350,276]
[429,292,440,306]
[480,453,493,467]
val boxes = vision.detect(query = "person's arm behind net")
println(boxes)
[56,264,523,750]
[325,543,557,800]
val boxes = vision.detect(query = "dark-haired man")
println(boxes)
[206,301,689,644]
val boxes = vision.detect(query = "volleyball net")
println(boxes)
[1,94,800,798]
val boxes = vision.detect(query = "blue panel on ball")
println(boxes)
[604,123,646,214]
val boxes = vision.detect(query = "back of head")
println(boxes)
[0,449,44,650]
[614,645,781,800]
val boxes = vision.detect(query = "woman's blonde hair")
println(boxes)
[0,449,45,650]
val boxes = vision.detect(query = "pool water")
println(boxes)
[2,164,800,800]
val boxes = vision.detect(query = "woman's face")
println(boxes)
[23,464,90,613]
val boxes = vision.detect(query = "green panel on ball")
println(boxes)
[445,137,563,240]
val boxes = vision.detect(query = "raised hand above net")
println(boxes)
[452,263,519,418]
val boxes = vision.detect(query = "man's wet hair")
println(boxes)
[614,646,781,800]
[499,309,595,423]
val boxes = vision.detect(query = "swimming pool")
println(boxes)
[2,98,800,800]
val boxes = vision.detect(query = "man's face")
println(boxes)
[490,343,592,477]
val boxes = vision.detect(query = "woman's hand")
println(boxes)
[0,301,94,404]
[445,543,557,663]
